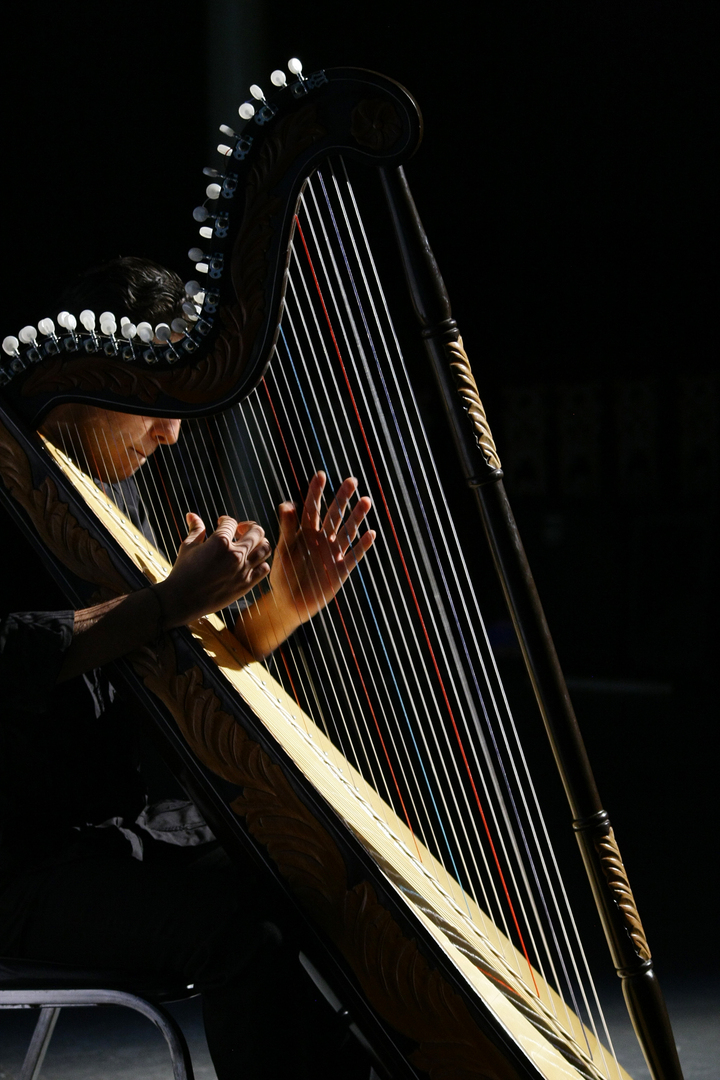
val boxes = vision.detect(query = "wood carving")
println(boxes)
[0,420,128,598]
[351,98,404,152]
[133,637,524,1080]
[446,338,501,472]
[595,828,651,962]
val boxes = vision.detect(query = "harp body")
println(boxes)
[0,68,681,1080]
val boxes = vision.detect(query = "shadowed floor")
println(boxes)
[0,979,717,1079]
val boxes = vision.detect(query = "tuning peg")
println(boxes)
[205,182,221,200]
[154,323,172,343]
[203,167,222,178]
[249,84,265,102]
[288,57,304,80]
[38,318,56,337]
[199,226,213,239]
[188,247,206,263]
[171,317,190,334]
[99,311,117,336]
[193,206,210,223]
[79,310,96,333]
[185,280,202,298]
[18,326,38,345]
[219,123,237,139]
[57,311,77,332]
[2,336,19,357]
[238,102,255,120]
[270,69,287,88]
[120,318,137,341]
[217,143,233,157]
[136,322,154,344]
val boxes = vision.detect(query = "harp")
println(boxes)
[0,64,682,1080]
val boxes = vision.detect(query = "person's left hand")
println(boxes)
[270,471,375,624]
[233,472,375,658]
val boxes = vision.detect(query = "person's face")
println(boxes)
[41,403,181,483]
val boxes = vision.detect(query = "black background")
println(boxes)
[2,0,717,984]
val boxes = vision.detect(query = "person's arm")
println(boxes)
[233,472,375,660]
[58,512,271,681]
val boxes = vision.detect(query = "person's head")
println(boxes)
[41,257,185,483]
[56,256,186,328]
[42,404,181,483]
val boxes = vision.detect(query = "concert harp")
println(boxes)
[0,63,683,1080]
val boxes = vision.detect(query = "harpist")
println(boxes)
[0,256,375,1079]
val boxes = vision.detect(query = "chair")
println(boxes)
[0,956,196,1080]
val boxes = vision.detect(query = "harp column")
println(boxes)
[379,164,684,1080]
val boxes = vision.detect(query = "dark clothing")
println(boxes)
[0,480,353,1078]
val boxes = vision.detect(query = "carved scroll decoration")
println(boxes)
[446,337,501,471]
[351,99,403,152]
[133,638,523,1080]
[0,420,128,599]
[21,104,327,410]
[595,828,651,962]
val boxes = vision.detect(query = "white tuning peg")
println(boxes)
[249,84,265,101]
[2,336,20,356]
[238,102,255,120]
[155,323,172,343]
[57,311,77,331]
[205,182,221,200]
[271,69,287,88]
[38,318,56,337]
[219,123,237,138]
[188,247,205,263]
[136,322,154,344]
[217,143,233,157]
[185,280,202,297]
[182,301,199,320]
[18,326,38,344]
[99,311,117,335]
[171,317,190,334]
[193,206,210,222]
[79,310,96,332]
[199,226,213,239]
[288,58,304,78]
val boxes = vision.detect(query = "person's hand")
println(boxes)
[154,513,271,628]
[234,472,375,658]
[271,472,375,623]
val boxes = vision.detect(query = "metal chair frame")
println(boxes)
[0,965,195,1080]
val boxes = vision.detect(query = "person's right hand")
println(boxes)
[153,512,271,629]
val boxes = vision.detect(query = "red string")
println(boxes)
[293,214,539,993]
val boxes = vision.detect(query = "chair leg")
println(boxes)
[20,1006,61,1080]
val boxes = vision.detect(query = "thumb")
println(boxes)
[275,501,298,559]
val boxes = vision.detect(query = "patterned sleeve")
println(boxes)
[0,611,74,714]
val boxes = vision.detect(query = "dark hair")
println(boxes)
[55,256,186,327]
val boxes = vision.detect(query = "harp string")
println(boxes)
[284,174,613,1045]
[324,164,617,1054]
[293,192,541,970]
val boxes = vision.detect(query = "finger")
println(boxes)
[341,528,376,572]
[247,560,271,587]
[246,538,272,567]
[336,496,371,552]
[301,471,326,532]
[275,501,299,559]
[323,476,357,537]
[214,515,240,547]
[232,522,266,555]
[183,512,206,547]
